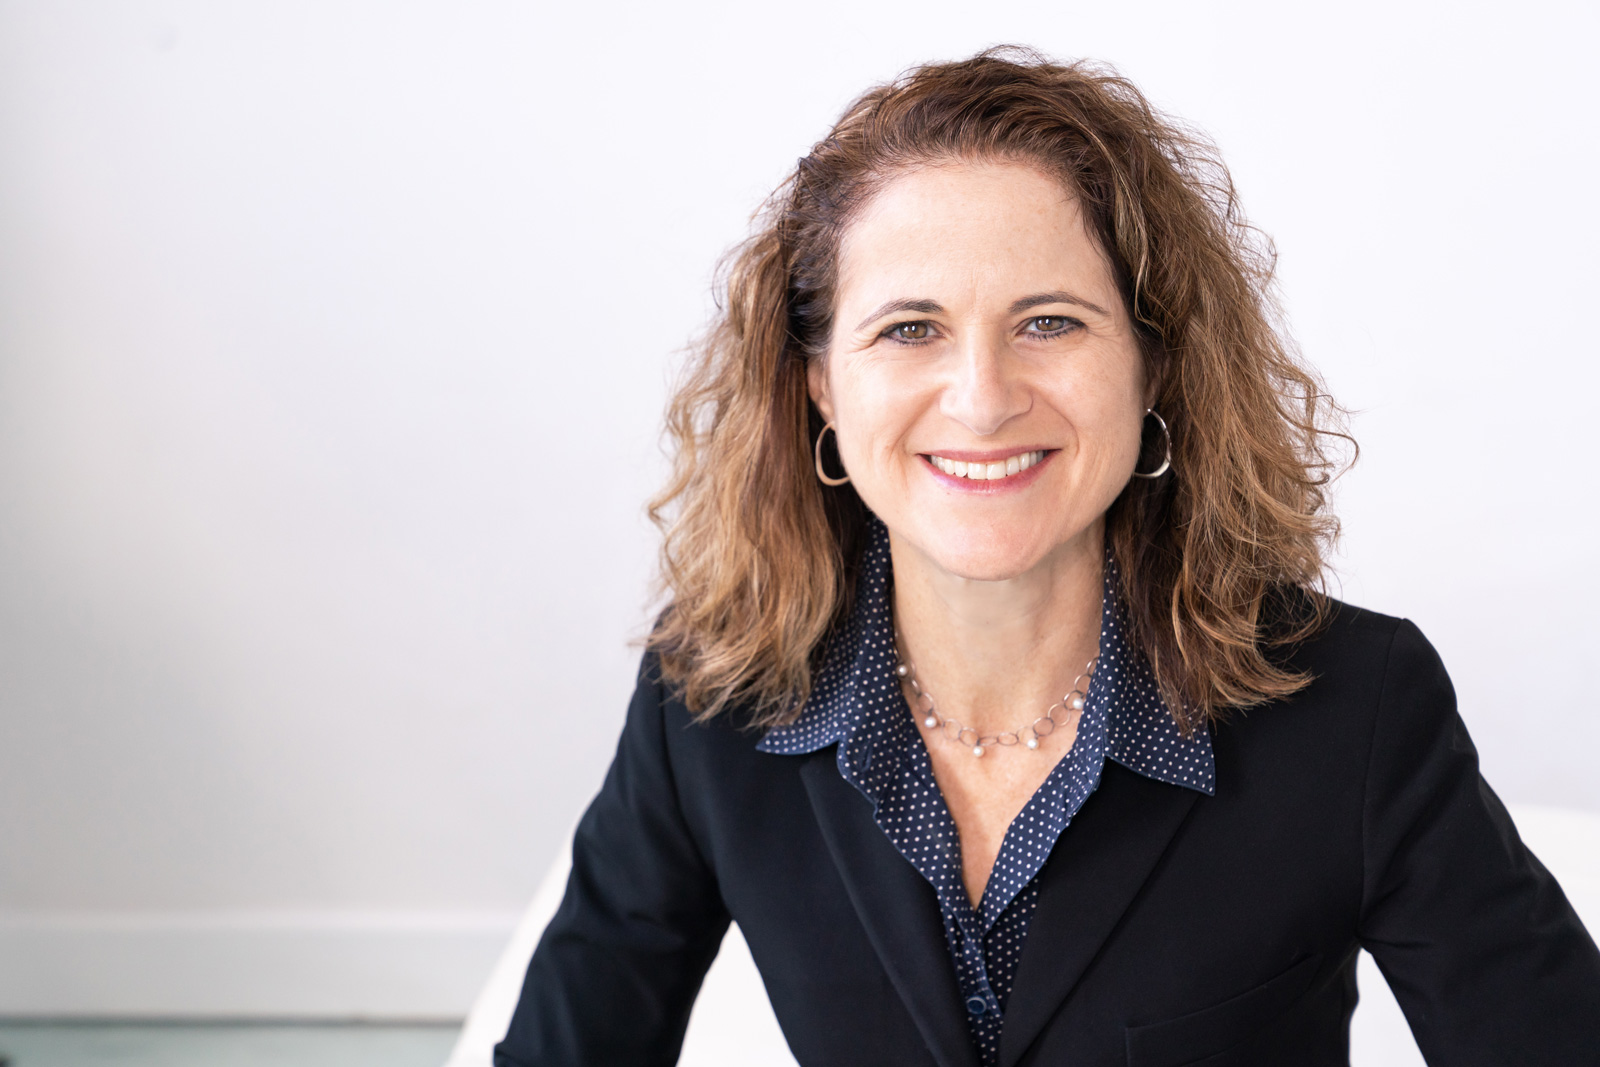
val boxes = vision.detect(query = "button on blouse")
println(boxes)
[758,517,1215,1064]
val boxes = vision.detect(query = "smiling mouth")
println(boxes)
[926,450,1049,481]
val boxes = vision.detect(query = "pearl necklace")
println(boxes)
[894,653,1098,758]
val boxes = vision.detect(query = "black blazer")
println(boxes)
[496,604,1600,1066]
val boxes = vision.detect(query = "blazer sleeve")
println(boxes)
[494,653,731,1067]
[1358,618,1600,1064]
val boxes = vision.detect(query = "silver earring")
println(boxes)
[813,423,851,486]
[1131,408,1172,479]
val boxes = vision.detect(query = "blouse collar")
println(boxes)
[756,516,1216,799]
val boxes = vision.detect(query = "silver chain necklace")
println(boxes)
[894,651,1098,758]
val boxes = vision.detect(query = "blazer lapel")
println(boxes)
[999,761,1202,1067]
[799,752,982,1067]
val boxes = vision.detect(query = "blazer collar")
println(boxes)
[997,761,1202,1067]
[799,751,983,1067]
[799,749,1202,1067]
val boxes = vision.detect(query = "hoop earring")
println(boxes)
[1131,408,1172,479]
[814,423,851,486]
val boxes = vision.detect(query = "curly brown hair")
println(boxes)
[647,47,1348,731]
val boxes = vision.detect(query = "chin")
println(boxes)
[915,527,1056,582]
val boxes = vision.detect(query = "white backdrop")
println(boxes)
[0,0,1595,1019]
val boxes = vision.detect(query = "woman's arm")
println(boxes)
[1358,619,1600,1063]
[494,654,731,1067]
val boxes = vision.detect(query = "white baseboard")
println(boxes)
[0,911,520,1019]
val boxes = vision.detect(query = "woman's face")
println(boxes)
[808,160,1150,582]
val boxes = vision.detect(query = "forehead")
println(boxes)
[835,160,1116,311]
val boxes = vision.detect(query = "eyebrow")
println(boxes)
[855,298,945,333]
[1007,290,1109,317]
[853,290,1110,333]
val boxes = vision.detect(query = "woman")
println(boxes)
[496,50,1600,1066]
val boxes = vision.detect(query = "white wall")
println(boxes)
[0,0,1594,1017]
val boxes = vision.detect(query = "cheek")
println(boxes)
[1092,398,1144,456]
[1040,388,1145,500]
[829,368,923,459]
[1074,356,1147,450]
[1084,407,1145,483]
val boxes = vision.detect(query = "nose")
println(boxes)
[939,334,1031,436]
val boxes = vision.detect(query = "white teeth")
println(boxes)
[928,451,1045,481]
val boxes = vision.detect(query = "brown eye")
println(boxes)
[890,322,930,341]
[1027,316,1071,334]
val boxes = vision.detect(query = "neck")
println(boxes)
[888,523,1106,737]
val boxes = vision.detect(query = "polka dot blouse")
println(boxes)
[758,518,1216,1065]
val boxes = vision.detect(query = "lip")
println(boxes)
[920,448,1057,492]
[922,446,1049,464]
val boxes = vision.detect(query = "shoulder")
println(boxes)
[1212,598,1454,783]
[1274,596,1442,692]
[626,648,783,768]
[622,649,831,875]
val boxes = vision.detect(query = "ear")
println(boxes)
[1136,341,1170,411]
[806,356,835,423]
[1139,358,1163,411]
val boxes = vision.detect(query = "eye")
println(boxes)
[884,321,933,342]
[1023,315,1079,336]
